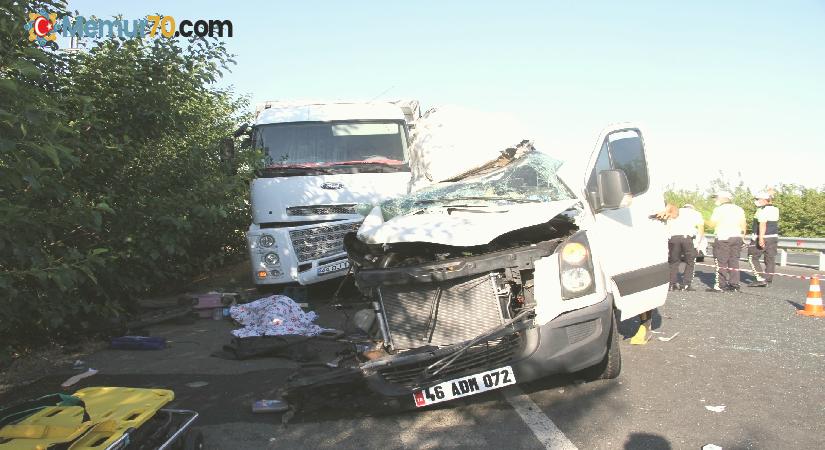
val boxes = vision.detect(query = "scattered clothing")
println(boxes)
[110,336,167,350]
[230,295,326,338]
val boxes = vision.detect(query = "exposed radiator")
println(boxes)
[378,273,506,350]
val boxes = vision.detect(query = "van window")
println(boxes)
[607,130,648,195]
[586,140,611,195]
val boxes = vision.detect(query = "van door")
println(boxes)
[583,124,669,321]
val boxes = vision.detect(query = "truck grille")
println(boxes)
[379,273,506,350]
[377,335,523,388]
[289,221,362,262]
[286,205,357,216]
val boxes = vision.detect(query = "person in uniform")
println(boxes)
[669,203,705,291]
[707,191,746,292]
[747,191,780,287]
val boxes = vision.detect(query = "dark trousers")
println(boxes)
[668,236,696,286]
[714,237,743,287]
[748,237,778,282]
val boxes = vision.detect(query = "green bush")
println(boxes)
[0,1,257,355]
[666,179,825,238]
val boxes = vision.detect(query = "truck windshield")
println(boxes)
[379,152,575,220]
[255,121,407,165]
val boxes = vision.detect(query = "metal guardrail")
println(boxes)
[706,235,825,270]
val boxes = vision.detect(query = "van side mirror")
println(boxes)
[597,169,631,210]
[220,137,236,176]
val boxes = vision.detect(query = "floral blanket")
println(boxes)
[229,295,325,338]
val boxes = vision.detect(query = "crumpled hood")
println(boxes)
[356,199,579,246]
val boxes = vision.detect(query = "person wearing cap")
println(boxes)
[708,191,746,292]
[747,191,780,287]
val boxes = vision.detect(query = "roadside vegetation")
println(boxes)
[1,1,257,361]
[665,178,825,237]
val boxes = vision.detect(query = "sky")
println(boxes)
[62,0,825,191]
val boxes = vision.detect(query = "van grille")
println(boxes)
[377,335,523,389]
[286,205,356,216]
[289,221,362,262]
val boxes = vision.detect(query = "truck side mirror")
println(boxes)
[220,137,236,176]
[597,169,631,210]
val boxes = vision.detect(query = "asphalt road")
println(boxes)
[3,265,823,449]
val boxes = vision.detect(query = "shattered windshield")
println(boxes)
[254,121,407,165]
[380,152,574,220]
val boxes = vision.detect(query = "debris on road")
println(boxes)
[110,335,168,350]
[705,405,726,413]
[60,368,98,388]
[657,331,680,342]
[185,381,209,388]
[702,445,723,450]
[229,295,331,338]
[252,399,289,413]
[191,291,238,319]
[213,335,350,362]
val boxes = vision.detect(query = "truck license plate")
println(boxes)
[412,366,516,407]
[317,260,349,276]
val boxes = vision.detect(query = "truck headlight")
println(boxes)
[561,267,593,293]
[259,235,275,247]
[264,252,279,265]
[270,268,282,277]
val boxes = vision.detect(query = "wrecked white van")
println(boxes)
[283,121,669,411]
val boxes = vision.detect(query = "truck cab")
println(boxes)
[246,101,417,288]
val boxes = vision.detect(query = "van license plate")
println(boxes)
[413,366,516,407]
[317,260,349,276]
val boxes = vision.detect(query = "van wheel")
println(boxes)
[580,312,621,380]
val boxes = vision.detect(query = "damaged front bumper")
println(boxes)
[281,294,613,412]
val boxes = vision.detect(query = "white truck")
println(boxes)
[244,101,418,289]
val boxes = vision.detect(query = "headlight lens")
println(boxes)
[561,267,593,293]
[561,242,588,265]
[259,235,275,247]
[269,268,282,277]
[264,252,279,265]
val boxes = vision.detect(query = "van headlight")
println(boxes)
[259,235,275,247]
[556,232,596,299]
[264,252,279,265]
[561,267,593,293]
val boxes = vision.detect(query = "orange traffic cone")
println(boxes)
[797,276,825,317]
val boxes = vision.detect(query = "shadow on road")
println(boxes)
[624,432,672,450]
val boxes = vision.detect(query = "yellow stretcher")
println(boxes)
[0,387,201,450]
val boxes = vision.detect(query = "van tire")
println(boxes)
[580,312,621,380]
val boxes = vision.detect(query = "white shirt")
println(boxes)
[711,202,745,240]
[668,207,704,237]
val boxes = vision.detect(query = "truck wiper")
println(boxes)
[257,165,333,176]
[327,161,408,172]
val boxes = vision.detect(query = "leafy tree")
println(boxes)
[1,1,257,358]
